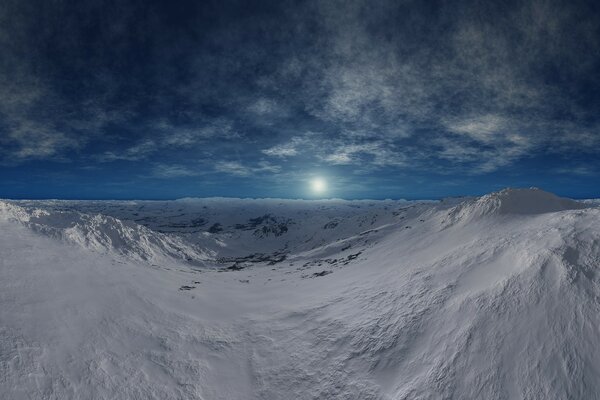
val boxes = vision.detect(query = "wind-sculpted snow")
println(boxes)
[444,187,588,225]
[0,201,214,265]
[1,189,600,399]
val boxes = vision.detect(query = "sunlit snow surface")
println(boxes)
[1,188,600,399]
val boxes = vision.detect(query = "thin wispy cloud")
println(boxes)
[98,140,157,162]
[0,0,599,198]
[215,160,281,177]
[152,164,201,178]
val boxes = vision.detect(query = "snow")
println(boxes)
[0,201,214,265]
[446,187,587,224]
[1,188,600,399]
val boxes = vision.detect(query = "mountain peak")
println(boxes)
[447,188,587,223]
[481,187,585,214]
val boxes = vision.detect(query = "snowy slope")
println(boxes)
[6,197,432,263]
[2,189,600,399]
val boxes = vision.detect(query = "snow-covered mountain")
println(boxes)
[4,197,434,264]
[445,187,586,224]
[1,188,600,399]
[0,201,214,266]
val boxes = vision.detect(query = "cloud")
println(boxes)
[278,0,600,172]
[322,142,407,167]
[445,115,507,144]
[1,0,599,181]
[215,161,249,176]
[0,60,83,162]
[98,140,157,162]
[246,98,285,117]
[435,114,534,174]
[160,119,240,146]
[152,164,200,178]
[255,161,281,174]
[262,131,408,169]
[551,124,600,153]
[215,160,281,177]
[96,118,240,163]
[262,145,298,157]
[261,136,309,157]
[0,121,80,162]
[554,166,597,176]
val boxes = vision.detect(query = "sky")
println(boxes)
[1,0,599,199]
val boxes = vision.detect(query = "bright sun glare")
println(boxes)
[311,177,327,194]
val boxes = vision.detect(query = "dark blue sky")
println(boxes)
[1,0,599,199]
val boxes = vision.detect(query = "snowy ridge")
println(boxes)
[4,197,429,260]
[0,201,215,265]
[445,187,587,224]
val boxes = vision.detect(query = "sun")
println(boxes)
[311,177,327,194]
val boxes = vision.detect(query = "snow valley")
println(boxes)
[2,188,600,399]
